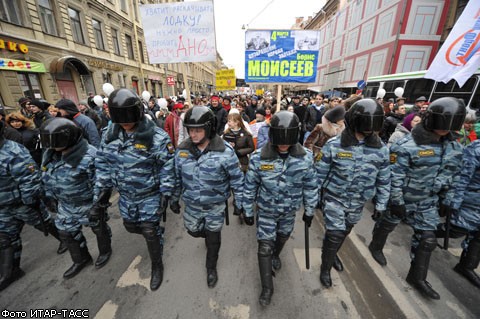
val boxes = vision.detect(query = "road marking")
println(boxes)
[116,255,150,289]
[94,300,118,319]
[209,298,250,319]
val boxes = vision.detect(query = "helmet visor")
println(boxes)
[270,127,299,145]
[354,114,384,132]
[109,105,142,123]
[429,112,465,131]
[40,131,69,149]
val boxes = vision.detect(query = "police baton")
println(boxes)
[443,210,451,250]
[225,200,229,226]
[305,222,310,269]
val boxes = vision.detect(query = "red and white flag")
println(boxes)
[425,2,480,87]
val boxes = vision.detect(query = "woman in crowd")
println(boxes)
[6,112,42,165]
[387,112,422,147]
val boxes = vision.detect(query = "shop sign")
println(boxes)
[0,58,45,72]
[0,39,28,54]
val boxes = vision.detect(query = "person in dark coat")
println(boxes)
[209,95,228,135]
[380,103,406,142]
[29,99,52,129]
[0,106,22,143]
[6,112,41,165]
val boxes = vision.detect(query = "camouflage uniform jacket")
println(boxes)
[0,139,40,206]
[244,142,318,217]
[316,132,390,211]
[174,135,244,206]
[390,124,463,206]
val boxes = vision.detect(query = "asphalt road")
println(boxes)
[1,195,478,319]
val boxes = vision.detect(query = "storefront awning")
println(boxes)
[0,58,46,73]
[50,56,90,75]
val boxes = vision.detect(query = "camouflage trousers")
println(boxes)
[256,209,295,241]
[183,202,226,233]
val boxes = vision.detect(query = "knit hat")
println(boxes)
[30,99,48,111]
[402,112,417,131]
[211,95,220,102]
[56,99,79,114]
[255,108,266,117]
[18,97,31,108]
[79,99,88,106]
[324,105,346,123]
[173,102,184,110]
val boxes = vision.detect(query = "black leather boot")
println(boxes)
[60,231,93,279]
[454,235,480,288]
[368,220,397,266]
[406,232,440,300]
[272,234,289,271]
[320,230,346,288]
[0,235,14,292]
[258,240,274,306]
[205,230,221,288]
[92,222,112,269]
[140,222,164,291]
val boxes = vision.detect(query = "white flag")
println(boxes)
[425,2,480,87]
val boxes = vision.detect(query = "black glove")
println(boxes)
[439,203,453,218]
[244,216,255,226]
[371,209,384,221]
[390,204,406,219]
[159,195,170,216]
[302,213,313,227]
[42,196,57,213]
[170,201,181,214]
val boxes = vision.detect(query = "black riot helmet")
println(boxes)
[108,88,143,124]
[40,118,82,149]
[345,98,384,133]
[423,97,466,131]
[269,111,300,145]
[183,106,217,139]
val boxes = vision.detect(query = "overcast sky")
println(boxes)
[212,0,325,78]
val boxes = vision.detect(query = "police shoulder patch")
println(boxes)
[179,151,189,158]
[315,151,323,162]
[390,153,397,164]
[166,142,175,154]
[336,152,353,159]
[260,164,275,171]
[41,166,48,172]
[26,163,36,173]
[418,149,435,157]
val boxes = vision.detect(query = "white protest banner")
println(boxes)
[425,2,480,87]
[139,1,216,63]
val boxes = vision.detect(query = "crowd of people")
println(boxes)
[1,88,479,308]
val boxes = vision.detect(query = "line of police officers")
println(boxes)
[1,89,478,306]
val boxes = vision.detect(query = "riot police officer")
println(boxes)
[94,88,175,291]
[316,99,390,288]
[442,139,480,288]
[40,118,112,279]
[243,111,318,306]
[0,120,64,291]
[369,97,465,299]
[174,106,244,288]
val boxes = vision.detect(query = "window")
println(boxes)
[377,12,393,42]
[68,7,85,44]
[359,21,374,49]
[125,34,134,59]
[412,6,437,35]
[353,56,368,81]
[92,18,105,50]
[39,0,57,35]
[0,0,22,25]
[369,50,386,77]
[347,28,359,54]
[138,41,145,63]
[18,73,44,99]
[343,60,353,82]
[120,0,128,12]
[112,28,121,55]
[365,0,378,17]
[401,51,425,72]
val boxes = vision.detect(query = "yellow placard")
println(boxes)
[256,89,264,96]
[215,69,236,91]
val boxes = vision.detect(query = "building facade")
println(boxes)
[299,0,467,95]
[0,0,220,109]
